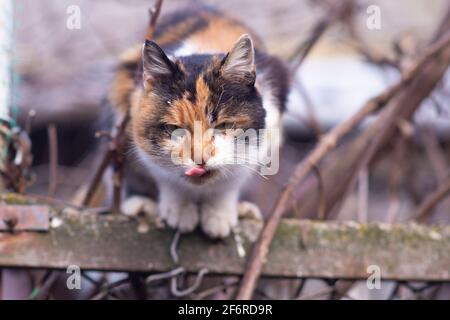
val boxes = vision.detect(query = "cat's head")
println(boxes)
[131,34,265,185]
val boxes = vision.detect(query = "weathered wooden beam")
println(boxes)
[0,204,49,231]
[0,197,449,281]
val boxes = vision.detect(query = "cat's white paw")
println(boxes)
[121,195,157,217]
[238,201,263,221]
[201,204,238,239]
[159,198,199,233]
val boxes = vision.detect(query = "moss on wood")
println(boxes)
[0,198,449,280]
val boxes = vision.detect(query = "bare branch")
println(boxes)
[82,0,164,209]
[414,177,450,221]
[236,29,450,300]
[46,124,58,198]
[289,0,355,77]
[145,0,163,41]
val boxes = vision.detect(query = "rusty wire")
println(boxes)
[79,273,446,300]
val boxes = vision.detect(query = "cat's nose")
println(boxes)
[190,139,213,167]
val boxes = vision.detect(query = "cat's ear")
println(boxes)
[221,34,256,84]
[142,40,177,87]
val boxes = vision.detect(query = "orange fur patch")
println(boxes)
[109,69,135,115]
[186,16,263,53]
[131,89,154,154]
[156,15,207,46]
[155,11,264,54]
[161,76,210,131]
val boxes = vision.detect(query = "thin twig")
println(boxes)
[296,287,335,300]
[47,124,58,198]
[293,80,324,136]
[33,271,61,300]
[82,149,113,206]
[414,177,450,221]
[145,0,163,41]
[194,279,239,300]
[21,192,83,210]
[311,164,327,220]
[421,127,449,182]
[345,28,400,69]
[112,150,125,214]
[357,168,369,223]
[386,137,407,223]
[289,0,354,77]
[82,0,164,209]
[25,110,36,134]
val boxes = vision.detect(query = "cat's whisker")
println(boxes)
[235,163,269,180]
[221,166,233,180]
[218,155,267,167]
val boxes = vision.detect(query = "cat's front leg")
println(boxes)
[200,189,239,238]
[158,183,199,233]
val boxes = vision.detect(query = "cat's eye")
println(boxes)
[215,122,235,131]
[162,124,180,134]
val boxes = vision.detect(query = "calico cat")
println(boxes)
[109,7,289,238]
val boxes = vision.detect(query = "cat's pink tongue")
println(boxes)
[185,166,206,177]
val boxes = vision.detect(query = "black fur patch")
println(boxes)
[255,50,290,112]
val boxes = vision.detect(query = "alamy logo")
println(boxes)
[366,5,381,30]
[66,5,81,30]
[66,265,81,290]
[366,265,382,289]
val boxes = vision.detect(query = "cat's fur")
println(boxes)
[109,7,289,238]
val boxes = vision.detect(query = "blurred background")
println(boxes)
[0,0,449,299]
